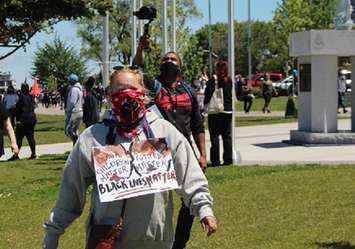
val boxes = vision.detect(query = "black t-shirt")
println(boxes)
[144,76,205,142]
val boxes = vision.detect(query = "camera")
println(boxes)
[133,6,157,36]
[134,6,157,21]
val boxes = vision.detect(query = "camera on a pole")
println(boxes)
[133,6,157,36]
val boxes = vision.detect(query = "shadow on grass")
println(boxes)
[35,127,63,132]
[315,241,355,249]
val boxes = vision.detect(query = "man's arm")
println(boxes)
[134,35,150,66]
[193,133,207,172]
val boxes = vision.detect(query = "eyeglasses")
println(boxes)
[112,65,141,71]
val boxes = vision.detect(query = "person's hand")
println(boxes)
[138,34,151,50]
[200,216,217,237]
[199,155,207,172]
[11,143,19,155]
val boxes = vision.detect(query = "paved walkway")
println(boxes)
[2,117,355,165]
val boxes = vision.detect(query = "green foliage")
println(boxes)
[0,0,112,60]
[31,37,88,84]
[181,32,204,82]
[77,0,131,66]
[272,0,337,68]
[192,21,278,76]
[46,75,58,91]
[76,0,200,78]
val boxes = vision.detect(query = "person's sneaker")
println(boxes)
[28,154,37,160]
[8,154,20,161]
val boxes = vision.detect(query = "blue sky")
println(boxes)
[0,0,279,86]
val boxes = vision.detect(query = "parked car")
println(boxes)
[339,69,352,92]
[273,75,297,95]
[248,72,284,87]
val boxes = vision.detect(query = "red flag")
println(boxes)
[30,79,41,97]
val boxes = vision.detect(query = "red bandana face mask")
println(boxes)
[111,89,147,137]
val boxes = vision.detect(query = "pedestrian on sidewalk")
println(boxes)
[2,85,18,127]
[204,60,233,167]
[135,35,208,249]
[337,73,348,114]
[65,74,83,145]
[42,67,217,249]
[8,83,37,161]
[0,101,19,160]
[241,79,254,114]
[260,74,277,113]
[83,76,100,128]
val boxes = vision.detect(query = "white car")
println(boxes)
[273,75,296,95]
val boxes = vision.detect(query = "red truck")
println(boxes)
[248,72,284,87]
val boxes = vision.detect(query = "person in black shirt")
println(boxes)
[136,35,207,249]
[8,83,37,161]
[83,76,100,128]
[0,102,18,159]
[204,60,233,166]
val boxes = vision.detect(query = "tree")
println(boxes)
[76,0,201,78]
[272,0,336,69]
[191,21,276,77]
[0,0,112,60]
[32,37,88,86]
[181,31,204,82]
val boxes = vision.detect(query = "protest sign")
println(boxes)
[92,138,178,202]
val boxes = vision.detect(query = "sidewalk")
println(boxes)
[2,118,355,165]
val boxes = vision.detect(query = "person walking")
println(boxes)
[83,76,100,128]
[260,74,277,113]
[337,73,348,114]
[8,83,37,161]
[65,74,83,145]
[204,60,233,167]
[135,35,207,249]
[2,85,18,126]
[0,100,19,160]
[241,79,254,114]
[42,67,217,249]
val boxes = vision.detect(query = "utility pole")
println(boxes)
[228,0,241,164]
[248,0,252,81]
[162,0,168,54]
[102,11,110,88]
[208,0,213,77]
[171,0,176,52]
[138,0,143,38]
[131,0,137,64]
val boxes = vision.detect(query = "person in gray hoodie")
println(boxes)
[65,73,84,144]
[43,67,217,249]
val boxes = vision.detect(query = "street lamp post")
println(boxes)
[248,0,252,81]
[102,11,110,88]
[228,0,241,164]
[171,0,176,52]
[208,0,213,77]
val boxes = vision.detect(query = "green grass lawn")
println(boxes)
[236,116,297,127]
[1,155,355,249]
[236,96,297,112]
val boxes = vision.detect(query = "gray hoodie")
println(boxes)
[65,82,83,114]
[43,111,214,249]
